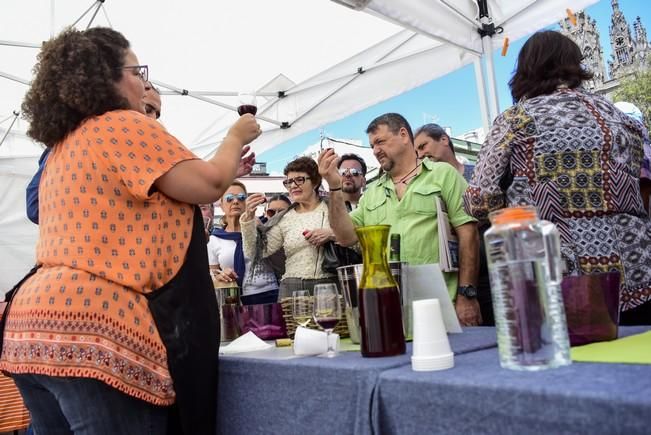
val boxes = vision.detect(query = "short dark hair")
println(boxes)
[366,113,414,144]
[414,123,455,156]
[509,30,593,103]
[22,27,132,147]
[284,156,322,191]
[268,194,291,206]
[337,153,367,176]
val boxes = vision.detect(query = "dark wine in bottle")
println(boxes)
[359,285,406,357]
[237,105,257,116]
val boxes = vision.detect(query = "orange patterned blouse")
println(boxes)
[0,110,197,405]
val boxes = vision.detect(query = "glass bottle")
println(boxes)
[484,206,571,370]
[356,225,406,357]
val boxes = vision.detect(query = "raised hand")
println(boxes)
[244,192,267,221]
[317,148,342,189]
[236,145,256,178]
[228,113,261,146]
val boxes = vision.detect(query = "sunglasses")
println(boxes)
[282,176,308,188]
[338,168,362,177]
[266,208,286,217]
[224,193,247,203]
[121,64,149,82]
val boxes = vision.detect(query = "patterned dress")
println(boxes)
[464,88,651,312]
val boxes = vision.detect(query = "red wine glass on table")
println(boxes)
[313,283,341,358]
[237,91,257,116]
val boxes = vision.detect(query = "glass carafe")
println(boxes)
[484,206,571,370]
[356,225,406,357]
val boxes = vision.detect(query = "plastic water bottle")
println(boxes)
[484,206,571,371]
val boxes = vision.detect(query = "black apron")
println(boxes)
[146,206,220,434]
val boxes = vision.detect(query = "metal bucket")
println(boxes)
[336,261,409,344]
[214,282,241,342]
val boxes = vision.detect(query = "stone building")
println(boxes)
[559,0,650,99]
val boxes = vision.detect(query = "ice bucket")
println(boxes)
[214,282,241,342]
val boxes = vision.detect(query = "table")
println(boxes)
[373,327,651,435]
[216,327,497,435]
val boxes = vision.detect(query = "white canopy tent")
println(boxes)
[0,0,596,292]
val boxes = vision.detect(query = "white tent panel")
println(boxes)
[0,0,600,292]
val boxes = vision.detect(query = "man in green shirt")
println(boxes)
[318,113,481,326]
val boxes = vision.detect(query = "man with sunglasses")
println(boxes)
[336,154,367,211]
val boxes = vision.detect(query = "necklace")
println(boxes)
[392,163,420,185]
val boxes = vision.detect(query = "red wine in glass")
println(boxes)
[237,104,257,116]
[315,317,339,330]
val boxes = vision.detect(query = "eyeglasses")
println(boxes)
[266,208,286,217]
[224,193,247,203]
[122,65,149,82]
[282,176,308,188]
[338,168,362,177]
[145,103,161,119]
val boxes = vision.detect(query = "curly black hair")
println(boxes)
[366,113,414,144]
[284,156,322,192]
[22,27,132,147]
[509,30,593,103]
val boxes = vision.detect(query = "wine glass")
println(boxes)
[313,283,341,358]
[292,290,311,328]
[237,91,257,116]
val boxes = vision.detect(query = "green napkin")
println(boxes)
[571,331,651,364]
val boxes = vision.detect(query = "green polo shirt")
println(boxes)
[350,159,476,299]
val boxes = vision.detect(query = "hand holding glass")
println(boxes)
[313,284,341,358]
[237,91,257,116]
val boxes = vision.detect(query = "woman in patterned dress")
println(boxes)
[0,27,260,434]
[463,30,651,325]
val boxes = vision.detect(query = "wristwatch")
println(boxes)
[457,285,478,299]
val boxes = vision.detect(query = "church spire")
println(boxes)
[611,0,620,13]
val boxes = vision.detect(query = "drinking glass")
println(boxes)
[313,283,341,358]
[237,91,257,116]
[292,290,311,328]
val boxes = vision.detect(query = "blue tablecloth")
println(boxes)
[373,327,651,435]
[217,327,497,435]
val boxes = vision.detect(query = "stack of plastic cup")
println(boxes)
[411,298,454,371]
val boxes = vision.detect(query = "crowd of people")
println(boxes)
[0,26,649,434]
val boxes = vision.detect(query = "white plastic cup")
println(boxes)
[293,326,340,356]
[411,299,454,371]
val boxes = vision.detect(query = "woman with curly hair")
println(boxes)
[464,30,651,325]
[0,27,260,434]
[241,156,338,297]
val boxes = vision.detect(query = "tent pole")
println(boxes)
[473,58,490,134]
[0,111,19,149]
[477,0,500,122]
[481,35,500,121]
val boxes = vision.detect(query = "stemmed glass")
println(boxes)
[313,284,341,358]
[237,91,258,116]
[292,290,312,328]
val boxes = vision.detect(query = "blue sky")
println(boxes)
[260,0,651,173]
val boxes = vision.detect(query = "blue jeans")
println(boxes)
[240,289,278,305]
[12,374,168,435]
